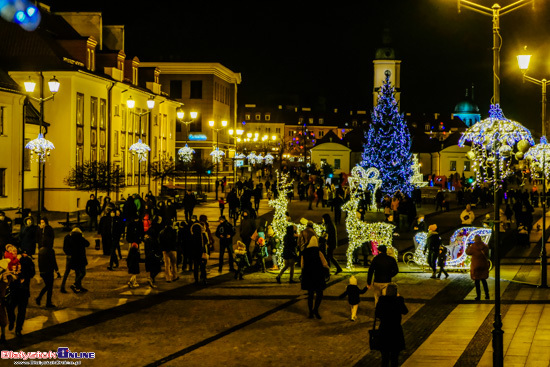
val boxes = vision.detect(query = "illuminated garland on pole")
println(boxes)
[458,104,534,186]
[342,165,396,270]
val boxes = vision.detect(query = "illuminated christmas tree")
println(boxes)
[362,71,413,196]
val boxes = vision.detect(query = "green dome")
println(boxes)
[454,99,479,114]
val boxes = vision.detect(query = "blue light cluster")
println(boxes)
[0,0,41,31]
[361,73,414,196]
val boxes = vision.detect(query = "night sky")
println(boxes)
[46,0,550,133]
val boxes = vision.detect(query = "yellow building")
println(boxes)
[0,7,180,216]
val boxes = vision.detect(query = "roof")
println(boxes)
[0,14,81,71]
[0,68,20,92]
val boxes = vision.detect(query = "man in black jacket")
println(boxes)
[85,194,101,232]
[367,245,399,305]
[159,221,178,282]
[215,216,235,273]
[0,211,13,253]
[7,250,35,337]
[182,191,196,223]
[63,227,90,293]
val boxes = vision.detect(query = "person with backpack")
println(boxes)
[425,224,441,279]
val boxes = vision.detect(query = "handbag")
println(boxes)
[369,317,382,351]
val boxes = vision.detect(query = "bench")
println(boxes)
[58,211,86,231]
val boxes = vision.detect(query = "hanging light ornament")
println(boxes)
[525,137,550,180]
[234,153,246,166]
[458,104,534,186]
[210,146,225,164]
[25,133,55,162]
[264,153,274,165]
[128,138,151,162]
[177,143,195,163]
[255,153,264,165]
[247,152,257,165]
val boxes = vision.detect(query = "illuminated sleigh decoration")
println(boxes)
[403,227,492,271]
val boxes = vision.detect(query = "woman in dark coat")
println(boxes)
[322,214,342,274]
[125,217,144,247]
[36,218,54,249]
[301,234,329,319]
[276,225,298,284]
[190,220,207,285]
[375,283,408,367]
[466,234,490,300]
[143,233,161,288]
[19,217,38,256]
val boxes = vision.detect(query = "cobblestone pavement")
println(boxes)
[1,197,548,367]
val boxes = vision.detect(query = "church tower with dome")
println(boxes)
[452,86,480,127]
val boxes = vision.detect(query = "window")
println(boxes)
[319,131,324,138]
[288,131,293,137]
[24,139,31,171]
[170,80,182,99]
[0,106,4,135]
[425,124,430,132]
[450,160,457,171]
[334,159,341,170]
[464,161,471,172]
[114,131,119,156]
[255,114,261,121]
[0,168,5,196]
[265,114,271,121]
[245,114,251,121]
[319,118,324,125]
[321,158,327,166]
[190,80,202,99]
[276,128,281,134]
[76,93,84,166]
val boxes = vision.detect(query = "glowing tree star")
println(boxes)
[362,70,413,196]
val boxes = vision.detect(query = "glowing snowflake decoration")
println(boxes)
[264,153,274,165]
[129,138,151,162]
[210,146,225,164]
[247,152,257,165]
[25,133,55,162]
[178,144,195,163]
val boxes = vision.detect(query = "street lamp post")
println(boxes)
[177,109,198,190]
[23,73,60,221]
[229,128,244,187]
[209,120,227,200]
[518,51,550,288]
[127,96,154,196]
[459,105,534,367]
[457,3,535,366]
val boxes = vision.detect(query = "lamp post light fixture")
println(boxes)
[525,137,550,288]
[127,96,154,195]
[459,104,534,367]
[23,73,60,220]
[209,119,227,200]
[457,0,535,106]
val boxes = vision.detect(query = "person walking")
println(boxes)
[425,224,441,278]
[63,227,90,293]
[19,217,38,257]
[339,275,367,321]
[276,225,298,284]
[159,221,178,282]
[466,234,490,300]
[375,283,409,367]
[322,214,342,275]
[143,233,161,288]
[6,250,34,337]
[239,210,256,262]
[190,218,208,285]
[215,216,235,273]
[36,244,59,308]
[437,243,449,279]
[301,234,329,319]
[36,218,54,250]
[98,210,115,257]
[85,194,101,232]
[367,245,399,305]
[0,212,13,253]
[126,242,141,288]
[183,190,197,223]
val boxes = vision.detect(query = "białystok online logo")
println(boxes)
[1,348,95,360]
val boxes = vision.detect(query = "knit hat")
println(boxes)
[349,275,357,285]
[131,242,139,249]
[428,224,437,232]
[71,227,82,234]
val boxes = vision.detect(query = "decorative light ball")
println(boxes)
[516,152,525,161]
[499,144,512,157]
[517,139,531,153]
[466,151,476,160]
